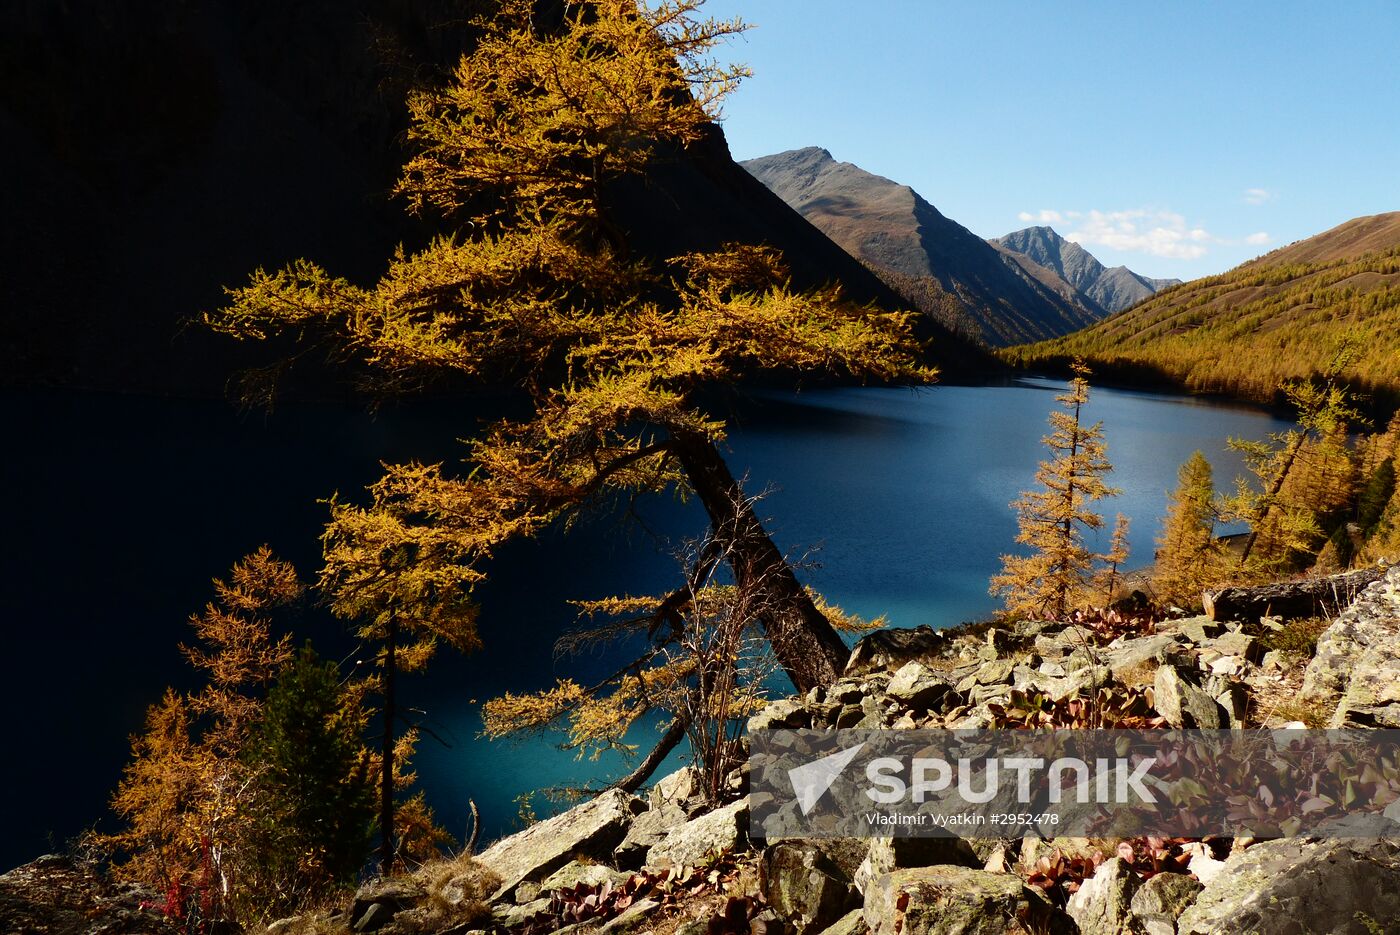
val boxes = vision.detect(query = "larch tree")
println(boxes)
[208,0,933,799]
[1153,450,1225,606]
[990,362,1119,620]
[1095,512,1131,604]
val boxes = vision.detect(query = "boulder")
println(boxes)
[749,698,812,731]
[351,878,424,929]
[1177,839,1400,934]
[815,908,870,935]
[852,836,981,895]
[652,766,698,808]
[614,801,688,868]
[1064,857,1141,935]
[1153,665,1224,729]
[0,855,176,935]
[475,788,644,897]
[492,896,552,929]
[1130,872,1202,935]
[1100,634,1179,681]
[846,625,946,677]
[863,867,1070,935]
[598,897,662,933]
[760,840,864,933]
[886,662,954,709]
[540,860,631,893]
[646,798,749,868]
[1302,566,1400,710]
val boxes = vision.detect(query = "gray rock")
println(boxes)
[492,896,553,929]
[540,860,631,893]
[1130,872,1202,935]
[1172,616,1225,645]
[749,698,811,731]
[886,661,954,709]
[646,797,749,868]
[862,867,1070,935]
[351,878,423,929]
[651,766,698,808]
[1302,566,1400,710]
[815,908,870,935]
[1153,665,1224,729]
[615,802,688,868]
[1064,857,1141,935]
[1207,629,1261,663]
[353,901,395,932]
[852,836,980,895]
[1100,634,1179,680]
[761,840,863,933]
[599,897,662,933]
[846,626,946,677]
[1177,838,1400,934]
[975,658,1017,685]
[475,788,644,898]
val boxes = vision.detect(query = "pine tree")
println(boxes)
[991,362,1120,620]
[1153,451,1224,606]
[208,0,934,800]
[238,644,376,920]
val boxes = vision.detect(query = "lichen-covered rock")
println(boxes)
[1177,838,1400,934]
[862,867,1070,935]
[1129,872,1202,935]
[1302,566,1400,719]
[885,662,954,709]
[351,877,424,929]
[476,788,644,898]
[646,798,749,868]
[749,697,812,731]
[540,860,631,893]
[815,907,870,935]
[1064,857,1141,935]
[1153,665,1224,729]
[613,801,688,868]
[852,836,981,896]
[760,840,863,933]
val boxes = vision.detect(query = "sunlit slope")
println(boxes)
[1004,212,1400,404]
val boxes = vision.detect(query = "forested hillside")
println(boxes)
[1005,212,1400,410]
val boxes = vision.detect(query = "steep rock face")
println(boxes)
[742,148,1103,347]
[994,226,1180,313]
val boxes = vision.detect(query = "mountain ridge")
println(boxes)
[993,226,1181,313]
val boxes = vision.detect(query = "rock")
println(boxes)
[863,867,1070,935]
[886,662,954,709]
[1153,665,1224,729]
[815,908,870,935]
[852,836,981,895]
[615,801,688,868]
[761,840,863,933]
[1172,616,1225,645]
[1130,872,1203,935]
[512,881,541,904]
[540,860,631,892]
[1213,681,1251,728]
[749,698,812,731]
[0,855,177,935]
[652,767,698,808]
[975,657,1017,684]
[475,788,644,897]
[1302,566,1400,710]
[1064,857,1141,935]
[599,897,662,933]
[1101,634,1178,680]
[351,878,424,929]
[1177,839,1400,934]
[492,896,552,929]
[354,901,395,932]
[846,626,946,677]
[646,798,749,868]
[1207,630,1261,663]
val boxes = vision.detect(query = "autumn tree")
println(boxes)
[1225,371,1366,576]
[991,363,1120,619]
[208,0,934,799]
[1152,451,1226,606]
[1095,513,1131,603]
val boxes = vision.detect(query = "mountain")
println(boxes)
[0,9,988,394]
[741,147,1104,347]
[993,226,1180,313]
[1004,212,1400,409]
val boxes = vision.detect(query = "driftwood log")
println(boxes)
[1203,566,1387,622]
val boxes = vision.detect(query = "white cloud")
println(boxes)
[1245,231,1271,245]
[1243,187,1277,206]
[1017,209,1063,223]
[1062,209,1213,260]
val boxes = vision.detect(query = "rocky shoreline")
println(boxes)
[7,566,1400,935]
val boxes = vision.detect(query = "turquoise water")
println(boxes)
[1,379,1290,865]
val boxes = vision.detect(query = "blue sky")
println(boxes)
[700,1,1400,280]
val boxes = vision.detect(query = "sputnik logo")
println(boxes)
[788,743,867,815]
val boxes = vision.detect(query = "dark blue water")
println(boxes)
[0,379,1289,867]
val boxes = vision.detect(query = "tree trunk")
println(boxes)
[609,714,689,793]
[670,430,849,691]
[1203,566,1385,622]
[380,614,397,873]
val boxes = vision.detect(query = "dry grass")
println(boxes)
[395,853,502,935]
[1114,659,1159,690]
